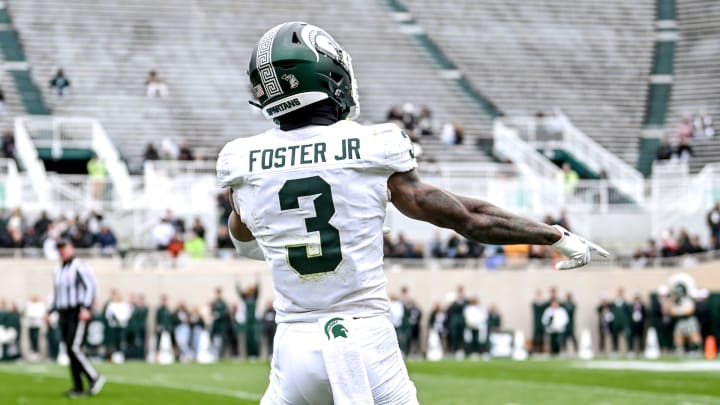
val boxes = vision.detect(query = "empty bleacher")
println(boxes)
[667,0,720,173]
[402,0,655,164]
[8,0,495,168]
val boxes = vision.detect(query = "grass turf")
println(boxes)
[0,359,718,404]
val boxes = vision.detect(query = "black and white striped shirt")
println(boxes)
[49,257,97,312]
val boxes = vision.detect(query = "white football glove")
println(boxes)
[551,225,609,270]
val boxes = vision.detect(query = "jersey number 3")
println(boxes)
[279,176,342,275]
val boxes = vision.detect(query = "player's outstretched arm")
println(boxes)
[387,170,608,269]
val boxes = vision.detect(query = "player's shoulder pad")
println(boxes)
[216,137,248,188]
[366,122,417,172]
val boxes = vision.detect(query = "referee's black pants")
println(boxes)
[59,309,99,391]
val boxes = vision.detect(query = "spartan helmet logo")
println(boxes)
[281,73,299,89]
[324,317,349,340]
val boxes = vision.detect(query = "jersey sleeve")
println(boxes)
[375,123,418,173]
[216,139,245,188]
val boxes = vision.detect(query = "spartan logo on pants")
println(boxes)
[324,317,349,340]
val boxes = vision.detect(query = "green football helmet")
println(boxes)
[248,22,359,122]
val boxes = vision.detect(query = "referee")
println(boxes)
[47,238,106,397]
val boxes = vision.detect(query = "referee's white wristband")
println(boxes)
[229,229,265,261]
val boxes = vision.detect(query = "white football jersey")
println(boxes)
[217,120,417,323]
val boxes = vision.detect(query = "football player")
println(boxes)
[217,21,608,404]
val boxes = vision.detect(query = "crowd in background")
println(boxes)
[655,112,715,164]
[426,285,503,359]
[0,209,117,254]
[150,210,208,261]
[0,281,274,363]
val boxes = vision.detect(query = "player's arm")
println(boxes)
[227,191,265,260]
[387,170,608,269]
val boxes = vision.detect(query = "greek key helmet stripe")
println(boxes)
[256,24,284,99]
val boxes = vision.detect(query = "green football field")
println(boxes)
[0,359,719,404]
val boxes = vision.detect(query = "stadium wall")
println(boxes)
[5,259,720,351]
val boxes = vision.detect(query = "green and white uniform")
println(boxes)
[217,120,417,404]
[218,120,415,323]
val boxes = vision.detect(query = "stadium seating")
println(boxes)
[8,0,495,167]
[401,0,656,164]
[667,0,720,173]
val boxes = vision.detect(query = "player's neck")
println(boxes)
[278,101,340,131]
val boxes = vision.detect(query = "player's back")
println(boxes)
[217,120,416,323]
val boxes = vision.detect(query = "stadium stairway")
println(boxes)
[666,0,720,173]
[399,0,655,165]
[8,0,496,168]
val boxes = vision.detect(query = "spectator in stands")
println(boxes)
[49,69,71,97]
[676,118,693,142]
[386,105,403,122]
[167,232,185,260]
[392,233,416,258]
[660,229,679,257]
[674,137,694,164]
[68,221,95,248]
[441,121,465,146]
[655,137,673,161]
[145,70,169,98]
[484,245,506,270]
[0,86,6,117]
[33,211,51,238]
[689,235,706,254]
[178,142,194,161]
[216,225,233,250]
[693,112,714,138]
[676,229,694,255]
[707,202,720,250]
[21,227,40,248]
[428,231,445,258]
[95,226,117,249]
[417,106,436,136]
[401,103,417,131]
[184,230,206,259]
[143,143,160,162]
[87,154,108,200]
[1,129,14,159]
[631,239,659,268]
[160,137,179,159]
[191,218,206,239]
[383,232,395,257]
[152,214,176,250]
[445,234,461,258]
[554,210,571,231]
[6,208,24,247]
[561,163,579,195]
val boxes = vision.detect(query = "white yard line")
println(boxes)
[572,360,720,372]
[0,364,262,401]
[410,372,720,404]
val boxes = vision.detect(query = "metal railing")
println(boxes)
[501,113,645,204]
[13,117,49,204]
